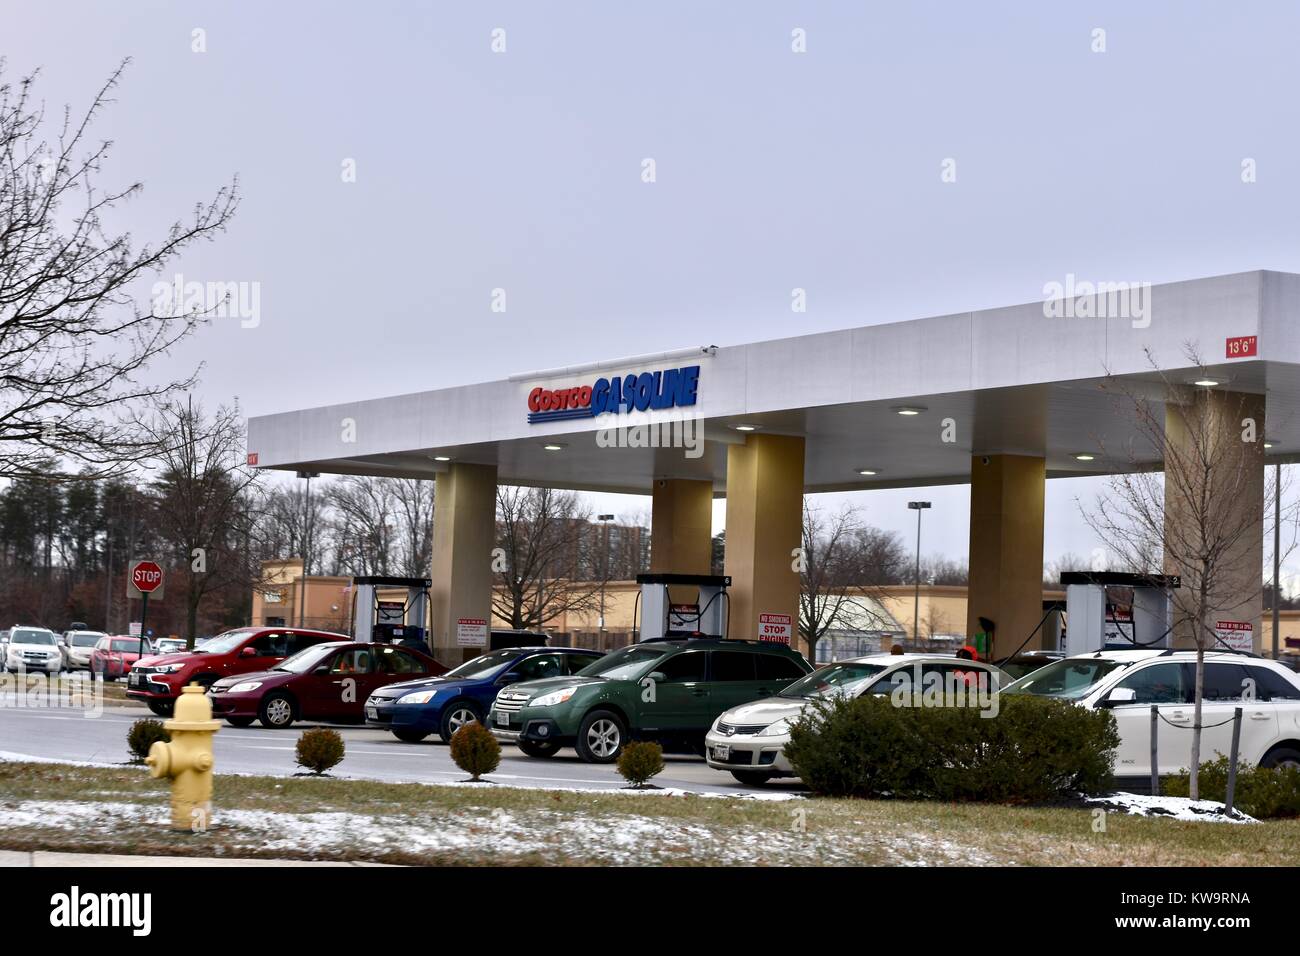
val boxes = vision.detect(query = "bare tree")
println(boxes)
[144,398,259,646]
[325,476,397,576]
[493,486,606,630]
[389,478,434,578]
[1084,346,1295,798]
[0,61,238,480]
[799,501,907,661]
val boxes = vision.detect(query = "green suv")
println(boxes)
[487,638,812,763]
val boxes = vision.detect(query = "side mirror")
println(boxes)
[647,671,667,683]
[497,671,521,684]
[1104,687,1137,707]
[240,646,258,658]
[314,664,331,675]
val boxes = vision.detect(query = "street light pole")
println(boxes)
[597,514,615,637]
[297,471,320,628]
[1274,459,1281,660]
[907,502,931,644]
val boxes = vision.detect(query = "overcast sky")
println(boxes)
[8,1,1300,577]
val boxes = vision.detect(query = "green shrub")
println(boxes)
[785,693,1119,803]
[295,728,345,775]
[1165,755,1300,819]
[449,721,500,781]
[617,741,665,788]
[127,719,170,763]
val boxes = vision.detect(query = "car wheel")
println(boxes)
[730,770,774,787]
[438,702,482,743]
[576,709,626,763]
[517,739,561,758]
[147,699,174,718]
[393,728,429,743]
[225,716,255,728]
[258,692,296,729]
[1261,746,1300,770]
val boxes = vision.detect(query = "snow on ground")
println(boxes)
[1085,792,1256,824]
[0,797,998,866]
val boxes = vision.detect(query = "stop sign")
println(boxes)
[129,560,165,598]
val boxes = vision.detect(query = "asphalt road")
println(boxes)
[0,690,802,797]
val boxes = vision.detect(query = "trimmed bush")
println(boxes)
[127,718,170,763]
[295,728,345,775]
[785,693,1119,803]
[1165,755,1300,819]
[450,721,500,781]
[617,741,664,788]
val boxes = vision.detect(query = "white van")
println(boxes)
[1003,649,1300,781]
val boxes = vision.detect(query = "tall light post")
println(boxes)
[907,501,931,643]
[597,514,615,635]
[297,471,320,627]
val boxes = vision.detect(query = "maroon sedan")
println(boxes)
[207,641,447,728]
[91,635,154,681]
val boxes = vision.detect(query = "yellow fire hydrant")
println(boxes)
[145,684,220,832]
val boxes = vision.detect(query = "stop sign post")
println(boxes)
[128,560,165,637]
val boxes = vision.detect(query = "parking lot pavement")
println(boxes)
[0,700,805,797]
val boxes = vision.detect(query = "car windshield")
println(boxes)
[780,661,888,699]
[442,649,522,680]
[12,629,55,645]
[275,644,343,674]
[71,632,105,647]
[575,645,668,680]
[1002,657,1131,699]
[111,638,147,653]
[193,628,257,654]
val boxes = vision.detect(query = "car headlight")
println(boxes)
[531,686,578,707]
[227,681,262,693]
[756,718,793,737]
[396,689,441,705]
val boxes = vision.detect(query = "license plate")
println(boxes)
[130,674,143,687]
[713,744,730,760]
[495,711,510,727]
[365,706,378,720]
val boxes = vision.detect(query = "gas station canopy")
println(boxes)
[247,270,1300,493]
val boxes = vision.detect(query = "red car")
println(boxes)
[207,641,447,728]
[127,626,348,716]
[91,635,154,681]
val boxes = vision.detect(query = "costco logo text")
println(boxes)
[527,365,700,424]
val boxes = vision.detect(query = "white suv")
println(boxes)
[704,653,1008,786]
[1003,649,1300,779]
[4,626,63,675]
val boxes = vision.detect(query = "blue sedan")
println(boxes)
[365,646,604,750]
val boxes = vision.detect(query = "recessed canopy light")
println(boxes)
[1192,378,1219,388]
[893,406,926,416]
[732,424,758,432]
[1074,453,1095,462]
[432,455,452,462]
[1264,441,1275,450]
[857,469,878,477]
[542,443,565,452]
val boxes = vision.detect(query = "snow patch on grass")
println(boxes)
[1085,792,1256,824]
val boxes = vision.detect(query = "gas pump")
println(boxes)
[1059,571,1180,655]
[634,573,730,640]
[350,575,431,651]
